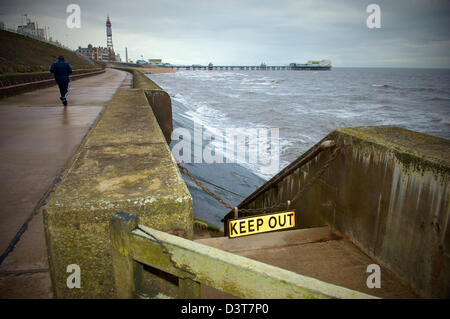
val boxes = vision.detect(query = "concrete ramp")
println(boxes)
[196,227,417,299]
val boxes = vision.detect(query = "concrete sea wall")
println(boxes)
[226,126,449,298]
[43,71,193,298]
[134,70,173,144]
[116,67,173,144]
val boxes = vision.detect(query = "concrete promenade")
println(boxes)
[0,68,128,298]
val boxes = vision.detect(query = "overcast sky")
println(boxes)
[1,0,449,67]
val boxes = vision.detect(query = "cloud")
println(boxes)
[0,0,449,67]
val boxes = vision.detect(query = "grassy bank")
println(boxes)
[0,29,98,74]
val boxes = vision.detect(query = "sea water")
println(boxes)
[147,68,450,227]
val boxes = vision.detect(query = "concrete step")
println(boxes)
[195,227,417,299]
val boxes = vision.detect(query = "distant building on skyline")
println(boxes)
[76,44,121,62]
[17,18,45,39]
[76,16,120,62]
[149,59,163,66]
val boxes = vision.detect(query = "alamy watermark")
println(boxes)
[366,264,381,289]
[66,4,81,29]
[171,121,280,175]
[366,4,381,29]
[66,264,81,288]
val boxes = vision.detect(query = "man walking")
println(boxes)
[49,56,72,106]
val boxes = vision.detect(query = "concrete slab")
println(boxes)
[197,227,417,299]
[43,88,193,298]
[237,237,417,299]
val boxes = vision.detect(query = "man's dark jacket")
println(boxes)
[49,60,73,83]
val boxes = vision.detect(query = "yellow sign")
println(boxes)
[228,211,295,238]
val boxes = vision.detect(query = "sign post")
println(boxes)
[228,211,295,238]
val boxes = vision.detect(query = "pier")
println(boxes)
[172,65,291,71]
[170,65,331,71]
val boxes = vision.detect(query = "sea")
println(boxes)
[147,68,450,228]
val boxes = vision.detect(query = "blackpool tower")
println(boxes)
[106,15,115,61]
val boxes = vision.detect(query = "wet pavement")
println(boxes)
[0,68,127,298]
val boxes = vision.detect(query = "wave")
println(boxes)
[152,69,450,182]
[372,84,435,92]
[264,92,296,96]
[372,84,392,88]
[240,76,276,86]
[427,96,450,102]
[171,96,282,179]
[407,87,435,92]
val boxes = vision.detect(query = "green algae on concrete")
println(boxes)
[132,69,163,90]
[228,125,449,298]
[338,126,450,178]
[111,213,376,299]
[43,88,193,298]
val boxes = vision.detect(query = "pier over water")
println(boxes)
[170,65,331,71]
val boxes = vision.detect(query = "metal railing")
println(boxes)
[0,69,104,89]
[110,212,376,299]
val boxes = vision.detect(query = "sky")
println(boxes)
[0,0,449,68]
